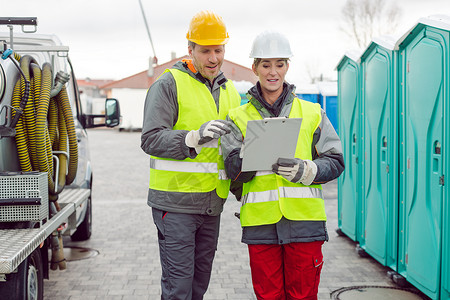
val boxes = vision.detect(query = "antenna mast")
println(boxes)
[138,0,157,61]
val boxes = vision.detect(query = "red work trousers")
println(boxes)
[248,241,324,300]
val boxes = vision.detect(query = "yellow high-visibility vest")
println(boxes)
[228,96,326,227]
[149,69,240,198]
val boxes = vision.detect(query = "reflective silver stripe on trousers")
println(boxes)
[150,158,217,173]
[245,186,323,204]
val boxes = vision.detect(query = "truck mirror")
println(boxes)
[105,98,120,127]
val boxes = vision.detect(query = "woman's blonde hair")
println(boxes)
[252,58,289,68]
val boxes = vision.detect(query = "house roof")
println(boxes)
[99,55,257,90]
[77,78,115,88]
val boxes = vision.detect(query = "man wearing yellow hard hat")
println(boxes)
[141,10,241,299]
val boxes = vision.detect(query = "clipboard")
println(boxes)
[241,117,302,171]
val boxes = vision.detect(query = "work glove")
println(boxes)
[272,158,317,185]
[185,120,232,150]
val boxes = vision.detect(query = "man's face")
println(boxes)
[189,44,225,82]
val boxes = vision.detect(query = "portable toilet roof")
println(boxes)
[336,50,363,70]
[418,14,450,30]
[360,34,399,62]
[371,35,398,51]
[395,14,450,49]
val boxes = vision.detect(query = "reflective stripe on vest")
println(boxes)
[150,158,218,173]
[228,97,326,226]
[149,68,239,196]
[244,189,278,204]
[244,186,323,204]
[279,186,323,199]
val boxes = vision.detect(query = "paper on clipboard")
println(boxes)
[241,118,302,171]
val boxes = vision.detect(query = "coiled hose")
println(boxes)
[11,53,78,198]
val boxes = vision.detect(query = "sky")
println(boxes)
[1,0,450,88]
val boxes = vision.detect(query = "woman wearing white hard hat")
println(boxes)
[221,31,345,299]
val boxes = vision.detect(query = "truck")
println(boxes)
[0,17,120,300]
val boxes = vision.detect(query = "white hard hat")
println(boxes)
[249,30,293,58]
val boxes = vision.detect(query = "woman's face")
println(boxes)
[252,58,289,95]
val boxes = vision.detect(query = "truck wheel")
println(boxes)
[71,195,92,241]
[27,249,44,300]
[0,248,43,300]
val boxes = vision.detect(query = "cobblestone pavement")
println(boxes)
[43,129,426,299]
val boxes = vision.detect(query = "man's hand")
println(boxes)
[185,120,232,148]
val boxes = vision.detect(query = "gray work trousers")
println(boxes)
[152,208,221,300]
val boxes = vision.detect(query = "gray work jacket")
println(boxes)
[141,61,231,216]
[221,83,345,244]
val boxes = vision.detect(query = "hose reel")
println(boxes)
[8,51,78,199]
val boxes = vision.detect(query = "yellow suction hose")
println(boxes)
[11,53,78,197]
[56,84,78,186]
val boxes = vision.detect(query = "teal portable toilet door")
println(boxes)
[337,53,361,242]
[360,42,395,268]
[399,23,446,299]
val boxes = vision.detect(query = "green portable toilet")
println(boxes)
[336,51,362,242]
[397,15,449,299]
[358,36,399,271]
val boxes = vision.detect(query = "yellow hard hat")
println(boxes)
[186,10,229,45]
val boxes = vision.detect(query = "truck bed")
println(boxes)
[0,188,90,274]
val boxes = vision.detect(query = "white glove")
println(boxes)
[185,120,232,149]
[272,158,317,185]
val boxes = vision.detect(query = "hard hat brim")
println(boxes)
[249,54,293,58]
[187,37,229,46]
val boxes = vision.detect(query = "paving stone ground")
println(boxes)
[43,129,427,299]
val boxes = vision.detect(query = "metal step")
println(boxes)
[0,188,90,274]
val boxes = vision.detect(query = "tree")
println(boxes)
[340,0,402,48]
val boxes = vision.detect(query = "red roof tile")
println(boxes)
[99,56,257,90]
